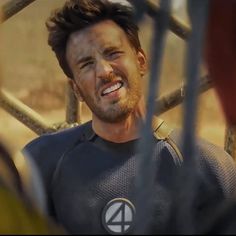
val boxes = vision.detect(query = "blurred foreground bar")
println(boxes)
[146,0,190,40]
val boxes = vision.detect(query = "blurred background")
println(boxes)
[0,0,226,156]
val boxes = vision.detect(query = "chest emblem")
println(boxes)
[102,198,135,235]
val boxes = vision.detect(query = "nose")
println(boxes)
[96,59,113,80]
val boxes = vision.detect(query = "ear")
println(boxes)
[68,79,84,102]
[137,49,148,76]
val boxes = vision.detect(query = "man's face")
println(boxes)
[66,20,147,123]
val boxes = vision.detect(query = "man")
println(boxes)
[23,0,236,234]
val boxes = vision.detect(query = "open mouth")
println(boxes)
[101,81,124,96]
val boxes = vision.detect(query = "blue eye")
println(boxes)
[80,61,94,69]
[108,51,123,59]
[110,51,118,56]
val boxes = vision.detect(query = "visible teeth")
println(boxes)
[102,82,122,95]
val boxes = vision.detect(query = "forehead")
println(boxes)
[66,20,130,59]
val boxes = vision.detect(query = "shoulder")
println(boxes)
[196,135,236,197]
[170,129,236,197]
[23,121,91,160]
[21,121,92,189]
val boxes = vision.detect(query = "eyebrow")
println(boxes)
[103,46,119,55]
[75,45,121,65]
[76,56,93,65]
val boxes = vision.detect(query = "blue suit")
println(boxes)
[22,120,236,234]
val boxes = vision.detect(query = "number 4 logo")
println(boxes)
[102,198,136,235]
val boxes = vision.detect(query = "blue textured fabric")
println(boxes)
[22,121,236,234]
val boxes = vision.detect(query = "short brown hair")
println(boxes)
[46,0,141,79]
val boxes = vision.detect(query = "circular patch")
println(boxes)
[102,198,135,235]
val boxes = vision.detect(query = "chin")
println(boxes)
[97,108,132,124]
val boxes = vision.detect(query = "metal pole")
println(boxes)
[155,75,212,115]
[65,81,79,124]
[1,0,36,22]
[146,0,190,41]
[134,0,171,233]
[225,126,236,160]
[0,89,56,135]
[177,0,209,234]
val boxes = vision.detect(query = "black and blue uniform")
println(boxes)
[22,120,236,234]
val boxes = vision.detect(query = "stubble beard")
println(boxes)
[82,82,142,123]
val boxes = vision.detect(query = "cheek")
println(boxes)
[119,57,140,77]
[78,76,96,97]
[78,81,90,95]
[75,70,94,87]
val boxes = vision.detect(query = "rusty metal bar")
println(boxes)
[0,89,56,135]
[65,81,79,124]
[225,125,236,160]
[155,75,212,115]
[146,0,190,40]
[1,0,36,22]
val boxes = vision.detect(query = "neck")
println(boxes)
[92,97,146,143]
